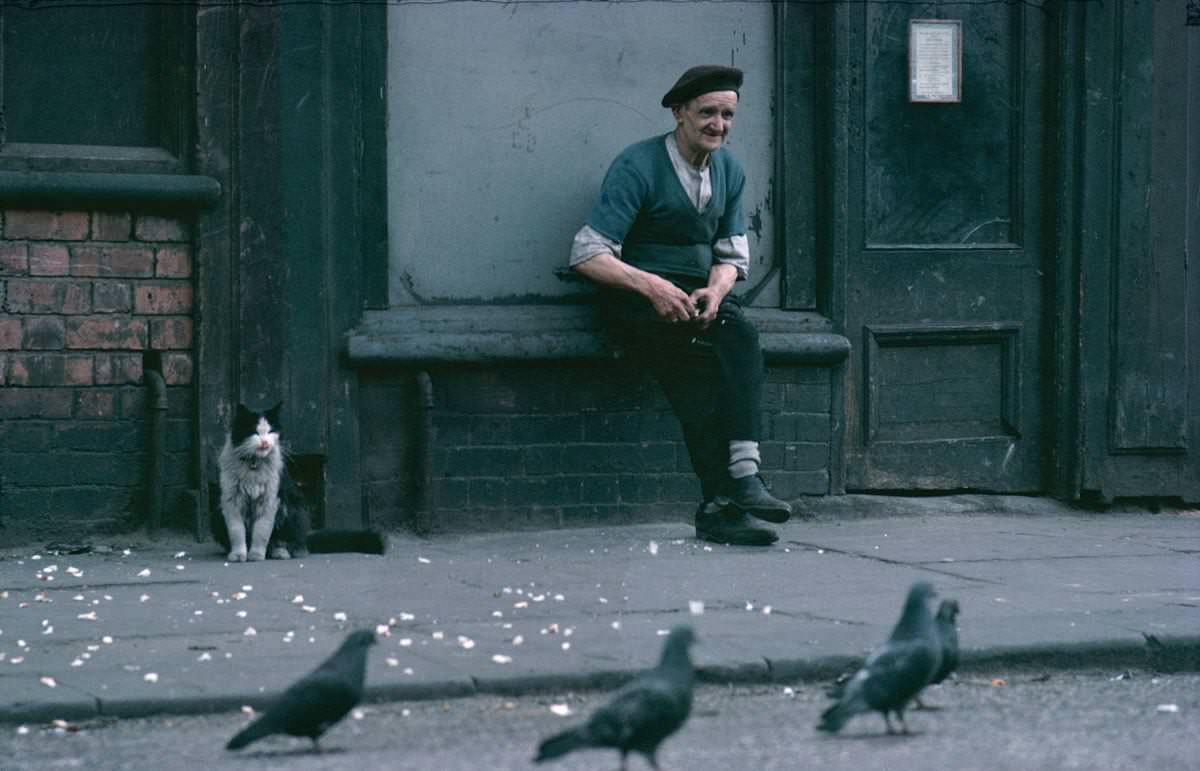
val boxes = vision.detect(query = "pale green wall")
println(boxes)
[386,2,777,304]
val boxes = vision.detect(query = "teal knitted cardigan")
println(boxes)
[586,133,746,280]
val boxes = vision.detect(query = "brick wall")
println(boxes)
[359,361,833,533]
[0,209,195,540]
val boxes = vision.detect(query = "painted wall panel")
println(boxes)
[386,2,774,304]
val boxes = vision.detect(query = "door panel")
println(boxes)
[1076,0,1200,500]
[840,3,1048,491]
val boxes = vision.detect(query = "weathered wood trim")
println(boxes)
[1048,0,1085,499]
[1075,0,1200,501]
[320,4,376,528]
[0,143,184,175]
[360,6,390,312]
[234,4,286,412]
[194,4,239,537]
[826,1,852,493]
[1190,14,1200,499]
[1105,0,1190,455]
[0,170,220,210]
[777,1,818,310]
[280,3,328,457]
[194,5,383,533]
[862,322,1023,447]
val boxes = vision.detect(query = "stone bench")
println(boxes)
[343,303,850,533]
[344,305,850,366]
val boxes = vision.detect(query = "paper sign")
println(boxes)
[910,19,962,103]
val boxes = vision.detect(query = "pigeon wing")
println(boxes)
[859,639,939,712]
[585,676,688,752]
[270,670,360,739]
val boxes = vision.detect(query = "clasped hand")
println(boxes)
[646,275,724,328]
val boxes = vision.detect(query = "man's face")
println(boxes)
[673,90,738,159]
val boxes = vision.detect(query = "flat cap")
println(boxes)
[661,65,744,108]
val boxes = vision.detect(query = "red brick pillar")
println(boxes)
[0,209,194,536]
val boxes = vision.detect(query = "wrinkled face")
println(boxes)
[672,90,738,161]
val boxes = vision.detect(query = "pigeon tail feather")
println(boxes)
[817,701,853,734]
[226,716,274,750]
[534,727,589,762]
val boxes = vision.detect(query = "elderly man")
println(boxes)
[569,65,791,546]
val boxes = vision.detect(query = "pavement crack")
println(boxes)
[783,541,997,584]
[1123,540,1199,556]
[913,552,1176,565]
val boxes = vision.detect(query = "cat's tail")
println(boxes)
[305,529,387,555]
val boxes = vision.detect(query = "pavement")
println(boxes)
[0,497,1198,724]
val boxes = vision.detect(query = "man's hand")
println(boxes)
[689,263,738,328]
[644,273,697,323]
[689,286,724,328]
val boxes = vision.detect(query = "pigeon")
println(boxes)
[827,596,960,706]
[535,625,697,770]
[915,598,960,709]
[817,581,941,735]
[226,628,376,752]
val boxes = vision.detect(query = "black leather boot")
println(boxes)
[694,500,778,546]
[726,474,792,523]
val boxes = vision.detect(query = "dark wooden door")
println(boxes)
[1073,0,1200,502]
[836,3,1050,491]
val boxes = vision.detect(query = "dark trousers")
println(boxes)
[599,282,765,501]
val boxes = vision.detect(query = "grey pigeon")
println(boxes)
[534,625,696,770]
[915,598,960,709]
[817,581,941,735]
[227,629,376,752]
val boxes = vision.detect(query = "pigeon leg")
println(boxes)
[617,749,629,771]
[883,713,897,735]
[311,736,323,753]
[896,709,911,735]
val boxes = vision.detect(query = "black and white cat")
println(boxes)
[212,403,385,561]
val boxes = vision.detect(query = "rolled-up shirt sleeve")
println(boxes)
[569,224,622,268]
[713,233,750,280]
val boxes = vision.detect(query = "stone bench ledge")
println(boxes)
[345,305,850,366]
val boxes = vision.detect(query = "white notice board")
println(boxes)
[909,19,962,103]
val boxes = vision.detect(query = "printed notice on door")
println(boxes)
[909,19,962,103]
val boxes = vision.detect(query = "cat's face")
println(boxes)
[231,402,282,459]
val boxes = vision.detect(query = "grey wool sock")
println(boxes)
[728,440,761,480]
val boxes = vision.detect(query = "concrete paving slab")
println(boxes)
[0,508,1197,724]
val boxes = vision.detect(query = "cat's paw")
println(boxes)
[227,549,248,562]
[268,546,291,560]
[247,548,267,562]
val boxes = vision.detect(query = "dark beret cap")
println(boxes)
[661,65,744,108]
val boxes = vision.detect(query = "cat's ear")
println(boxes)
[232,402,254,428]
[231,403,256,437]
[264,402,283,428]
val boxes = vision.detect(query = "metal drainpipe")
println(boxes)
[143,355,168,533]
[414,370,435,536]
